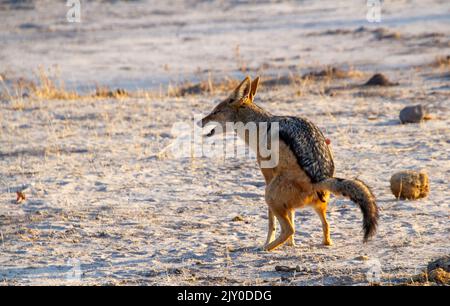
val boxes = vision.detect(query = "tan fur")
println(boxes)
[200,76,377,251]
[258,141,331,250]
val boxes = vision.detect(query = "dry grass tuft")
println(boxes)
[0,64,366,102]
[94,85,129,99]
[1,67,147,102]
[1,67,81,103]
[175,76,239,96]
[31,67,80,100]
[302,66,364,80]
[234,44,248,73]
[430,55,450,68]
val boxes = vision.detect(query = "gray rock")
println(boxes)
[364,73,398,86]
[427,255,450,273]
[399,104,426,123]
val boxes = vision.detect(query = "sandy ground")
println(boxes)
[0,0,449,285]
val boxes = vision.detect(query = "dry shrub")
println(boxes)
[408,268,450,285]
[176,77,239,96]
[94,85,129,99]
[390,170,429,200]
[31,67,80,100]
[302,66,364,80]
[430,55,450,68]
[234,45,248,73]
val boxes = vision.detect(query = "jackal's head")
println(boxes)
[198,76,260,136]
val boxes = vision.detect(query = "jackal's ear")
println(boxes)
[231,76,251,102]
[249,76,260,101]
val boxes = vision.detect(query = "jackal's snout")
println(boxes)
[197,115,210,128]
[198,114,218,137]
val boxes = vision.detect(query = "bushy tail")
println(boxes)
[315,178,379,242]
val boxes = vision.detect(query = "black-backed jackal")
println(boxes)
[199,76,379,251]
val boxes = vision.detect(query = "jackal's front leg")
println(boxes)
[264,210,294,251]
[264,208,276,247]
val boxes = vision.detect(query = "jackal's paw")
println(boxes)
[262,243,277,252]
[287,240,296,247]
[323,239,333,246]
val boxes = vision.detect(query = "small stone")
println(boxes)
[364,73,398,86]
[159,132,172,139]
[168,268,183,275]
[176,207,186,214]
[399,105,427,124]
[281,276,292,282]
[96,231,109,238]
[427,255,450,273]
[275,265,296,272]
[390,170,429,200]
[408,256,450,285]
[354,255,370,261]
[231,215,244,222]
[226,246,236,252]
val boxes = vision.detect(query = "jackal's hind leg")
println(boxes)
[287,210,296,246]
[314,204,333,246]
